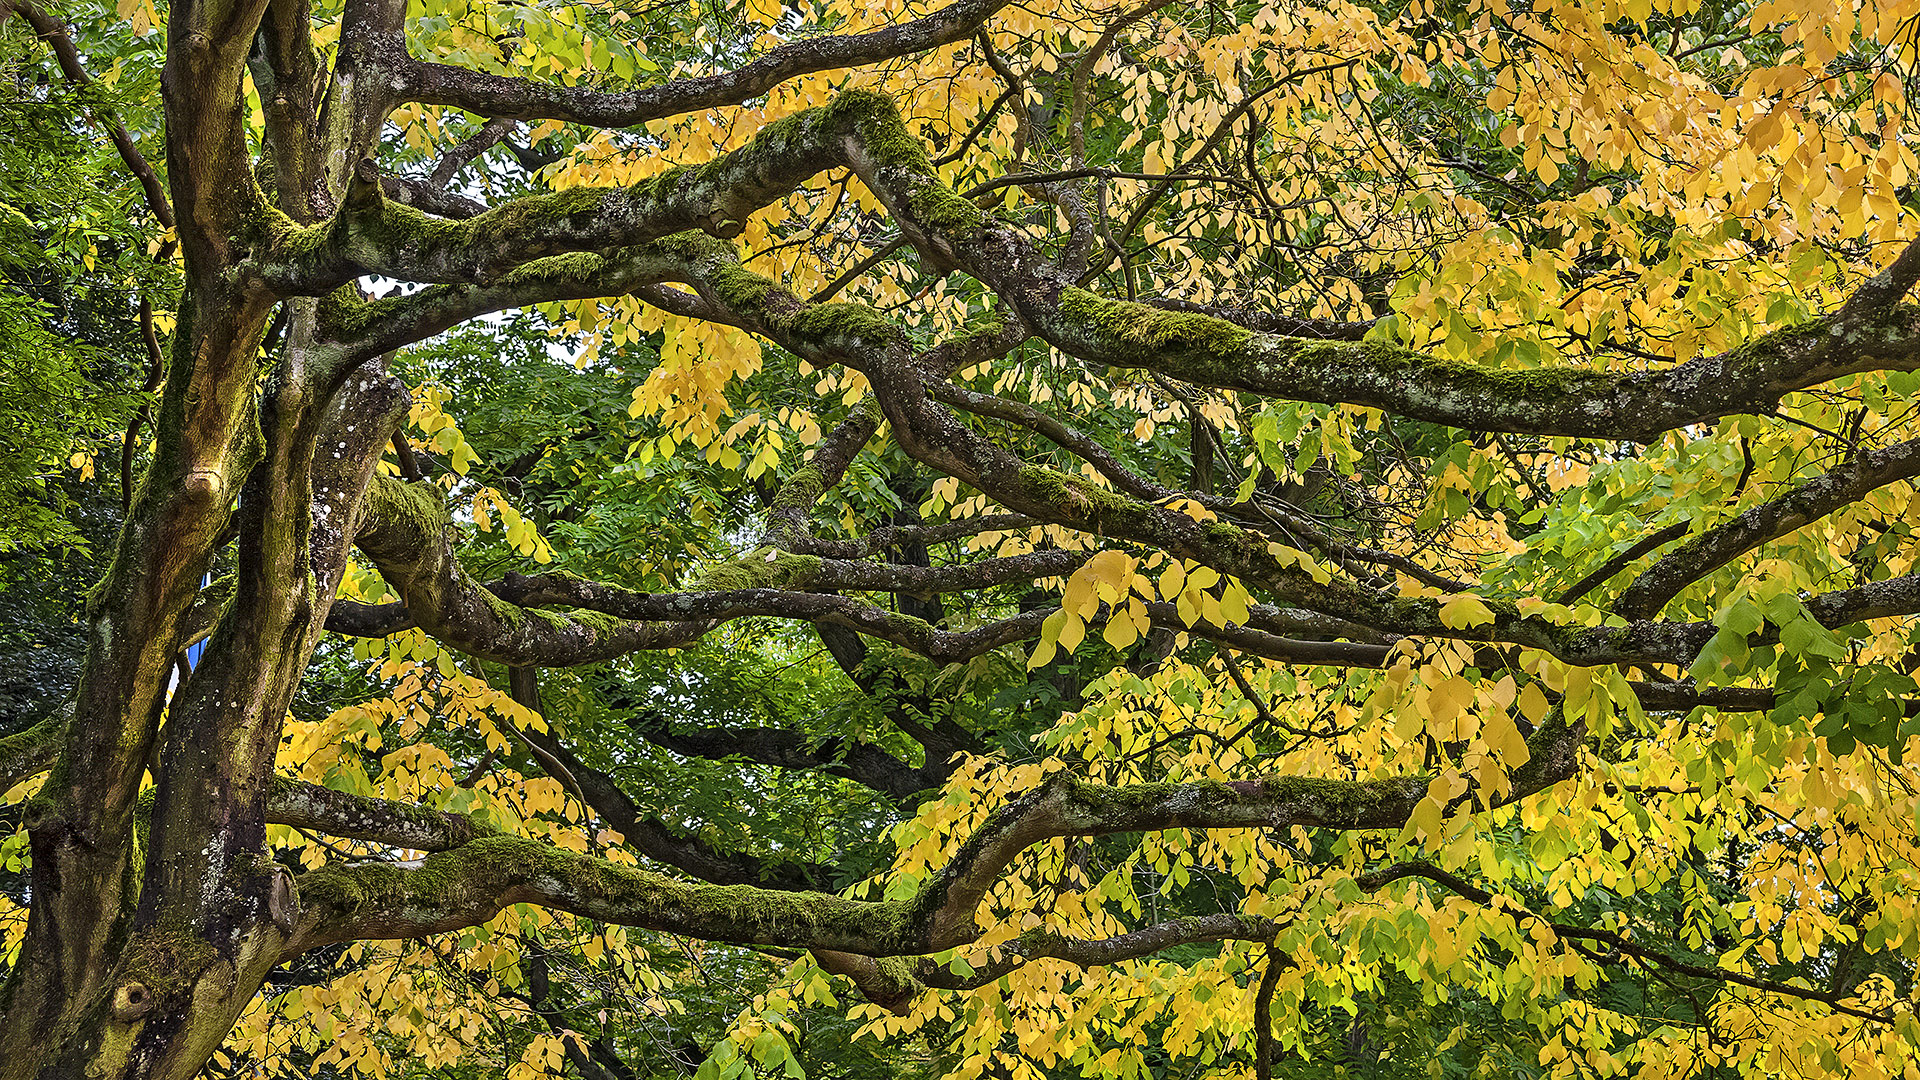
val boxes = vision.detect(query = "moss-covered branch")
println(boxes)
[333,505,1082,665]
[266,777,490,851]
[0,711,66,794]
[292,712,1581,963]
[274,85,1920,449]
[1032,292,1920,442]
[289,833,923,954]
[255,89,978,295]
[389,0,1014,127]
[817,911,1282,1013]
[349,475,709,665]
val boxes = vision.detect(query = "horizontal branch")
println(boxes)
[336,492,1074,665]
[0,720,483,851]
[818,911,1281,1012]
[386,0,1014,128]
[288,713,1584,960]
[501,548,1092,607]
[267,776,488,851]
[563,236,1877,672]
[556,223,1920,675]
[1023,290,1920,443]
[349,475,710,665]
[1137,297,1375,339]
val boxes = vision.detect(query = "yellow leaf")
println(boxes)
[1408,796,1444,841]
[1438,594,1496,630]
[1516,682,1550,724]
[1484,711,1531,766]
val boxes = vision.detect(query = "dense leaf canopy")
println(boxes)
[3,0,1920,1076]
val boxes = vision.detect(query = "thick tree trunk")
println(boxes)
[0,0,403,1069]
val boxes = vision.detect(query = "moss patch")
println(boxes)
[118,929,219,995]
[1060,289,1255,359]
[696,547,823,591]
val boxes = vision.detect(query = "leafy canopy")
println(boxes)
[6,0,1920,1077]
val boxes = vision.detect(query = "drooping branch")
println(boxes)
[515,719,840,890]
[900,708,1583,950]
[502,666,837,890]
[1557,520,1691,605]
[8,0,175,231]
[928,376,1468,592]
[463,219,1920,685]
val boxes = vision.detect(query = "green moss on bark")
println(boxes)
[1060,289,1254,359]
[1016,465,1134,524]
[117,929,218,995]
[696,547,823,591]
[302,834,923,952]
[791,302,902,344]
[363,476,451,535]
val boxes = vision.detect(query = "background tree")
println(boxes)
[3,0,1920,1077]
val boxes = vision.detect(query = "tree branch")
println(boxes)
[1557,520,1691,605]
[294,90,1920,448]
[384,0,1016,127]
[289,712,1583,960]
[817,911,1280,1013]
[505,674,838,890]
[1357,861,1899,1025]
[1615,436,1920,618]
[9,0,175,231]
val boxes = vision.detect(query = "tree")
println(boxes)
[3,0,1920,1075]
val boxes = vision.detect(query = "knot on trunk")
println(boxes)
[111,981,155,1021]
